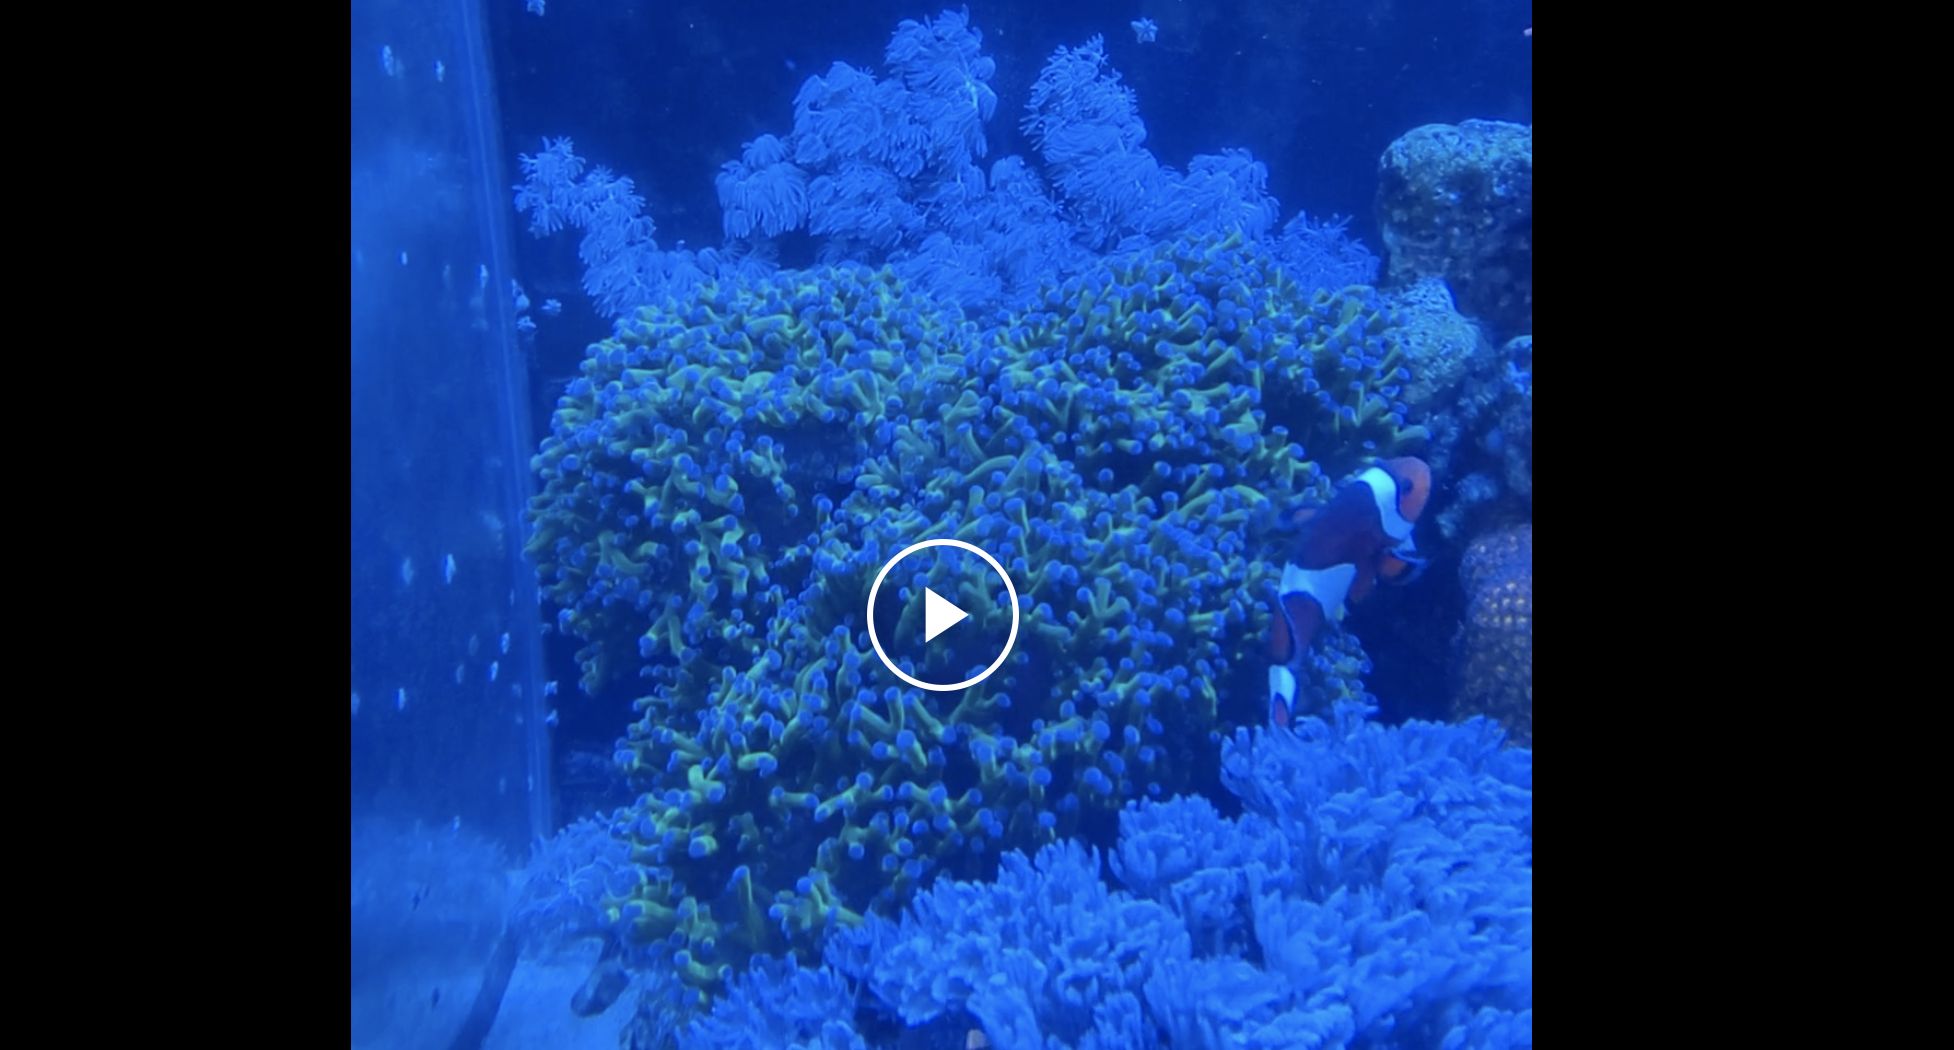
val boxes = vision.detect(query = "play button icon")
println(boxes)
[866,538,1020,692]
[923,587,968,642]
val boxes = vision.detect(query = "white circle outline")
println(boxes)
[865,538,1020,692]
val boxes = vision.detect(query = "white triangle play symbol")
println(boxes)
[923,587,969,642]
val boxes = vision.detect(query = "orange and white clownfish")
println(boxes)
[1267,457,1432,728]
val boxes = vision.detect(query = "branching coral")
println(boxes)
[768,699,1533,1050]
[524,233,1426,998]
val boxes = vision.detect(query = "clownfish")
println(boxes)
[1267,457,1432,728]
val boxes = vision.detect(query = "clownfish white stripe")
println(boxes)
[1269,665,1298,723]
[1280,560,1359,625]
[1357,466,1418,543]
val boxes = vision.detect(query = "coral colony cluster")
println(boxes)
[514,11,1530,1048]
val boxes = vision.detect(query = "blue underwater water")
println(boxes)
[350,3,1531,1048]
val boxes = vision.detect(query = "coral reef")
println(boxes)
[1376,120,1532,338]
[684,699,1531,1050]
[509,8,1550,1020]
[1451,525,1533,746]
[512,816,638,957]
[524,232,1428,995]
[1408,317,1530,542]
[1387,277,1488,417]
[1490,337,1532,506]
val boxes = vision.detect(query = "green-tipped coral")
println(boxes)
[525,235,1424,998]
